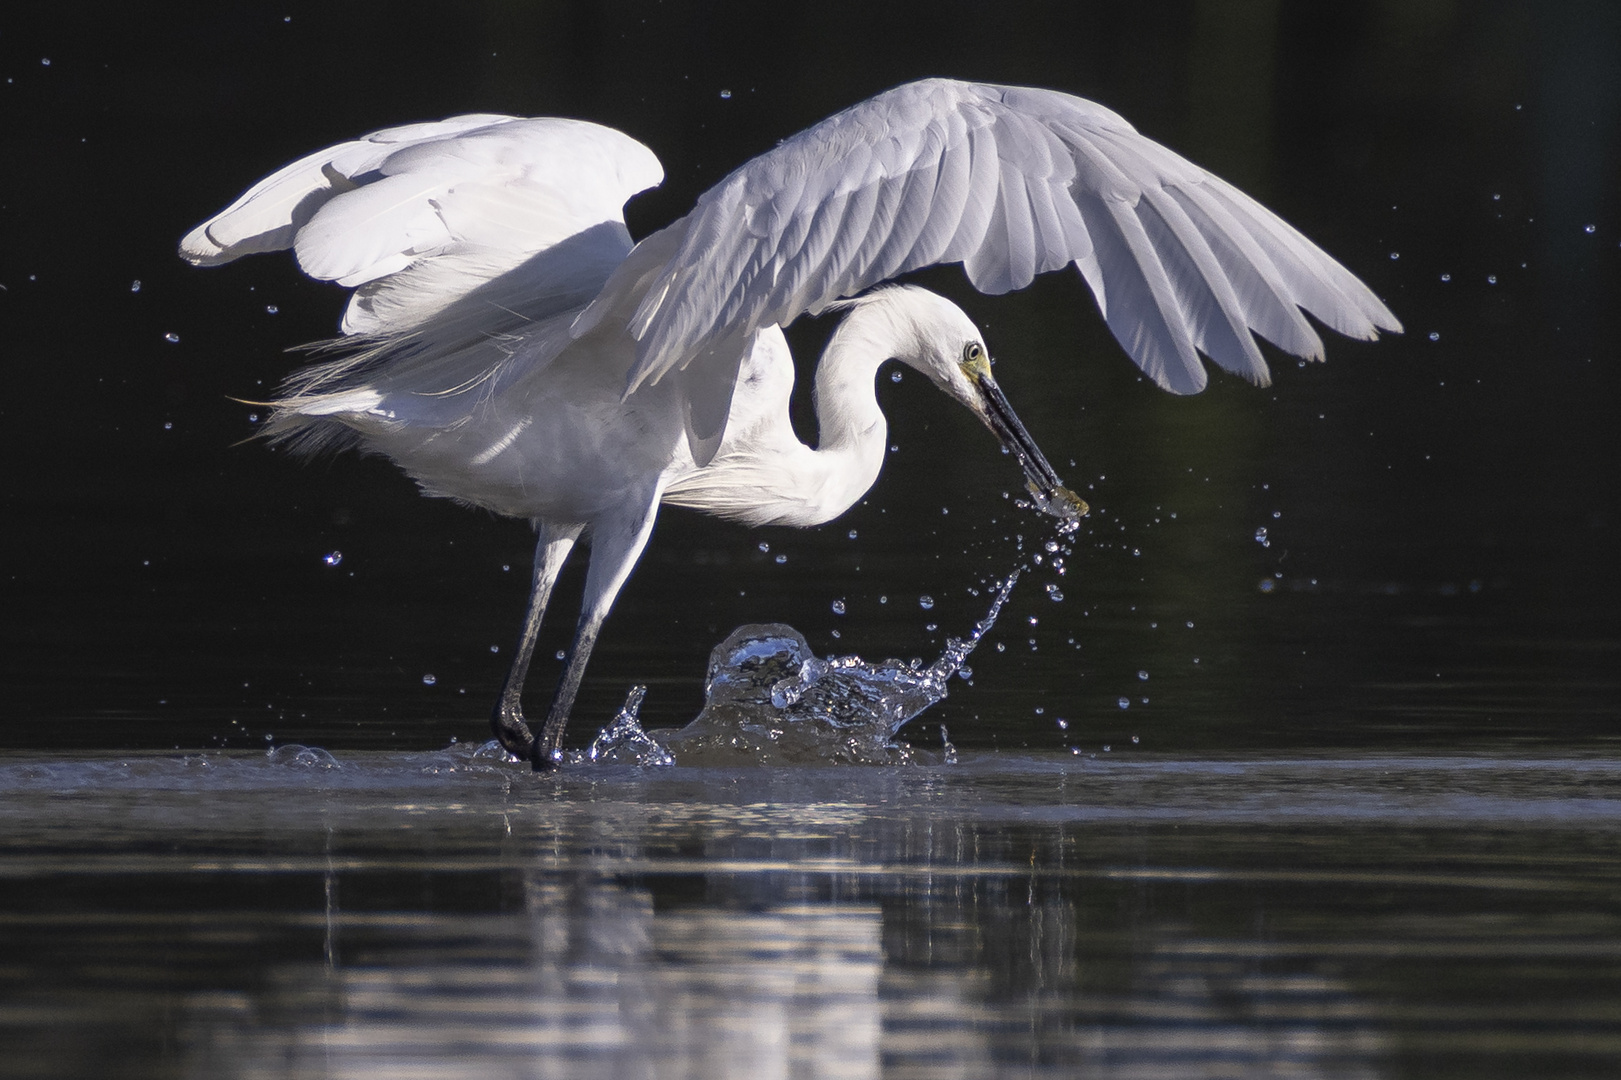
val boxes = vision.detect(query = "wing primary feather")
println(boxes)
[1136,187,1270,382]
[1163,184,1325,360]
[1202,176,1402,338]
[1073,191,1206,394]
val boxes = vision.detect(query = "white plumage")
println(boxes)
[181,78,1399,767]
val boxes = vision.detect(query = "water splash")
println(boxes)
[574,687,676,767]
[265,744,341,769]
[571,572,1021,767]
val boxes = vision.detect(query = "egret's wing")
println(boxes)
[586,78,1399,398]
[180,115,664,336]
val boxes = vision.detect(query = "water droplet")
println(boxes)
[322,550,343,567]
[1585,224,1596,234]
[890,370,903,382]
[1056,718,1068,730]
[1254,526,1270,547]
[1389,251,1399,260]
[1487,274,1498,285]
[163,332,180,343]
[918,595,934,610]
[1492,193,1501,201]
[1044,540,1059,553]
[247,413,259,423]
[1138,670,1149,681]
[774,553,786,564]
[130,280,141,293]
[1259,579,1276,593]
[265,304,279,314]
[1185,620,1194,629]
[957,665,972,680]
[422,674,437,686]
[878,595,888,604]
[163,421,172,430]
[1103,744,1111,752]
[1131,735,1140,744]
[489,644,499,653]
[555,650,566,660]
[1117,697,1130,709]
[1440,273,1451,282]
[1045,584,1064,602]
[41,58,51,66]
[719,89,732,99]
[925,623,937,632]
[757,541,769,552]
[847,529,857,539]
[831,599,846,615]
[1429,331,1440,342]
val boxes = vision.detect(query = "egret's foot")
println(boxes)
[491,701,535,760]
[530,714,569,772]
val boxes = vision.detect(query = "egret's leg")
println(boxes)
[491,522,582,758]
[532,490,664,769]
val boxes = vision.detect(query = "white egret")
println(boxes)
[180,79,1399,767]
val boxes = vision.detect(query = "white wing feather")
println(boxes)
[180,115,663,336]
[583,78,1399,398]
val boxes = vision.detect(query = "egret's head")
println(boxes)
[869,286,1089,524]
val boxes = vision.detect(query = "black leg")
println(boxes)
[531,489,663,770]
[491,524,580,758]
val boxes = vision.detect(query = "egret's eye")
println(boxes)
[963,342,984,363]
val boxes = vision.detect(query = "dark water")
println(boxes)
[3,751,1619,1079]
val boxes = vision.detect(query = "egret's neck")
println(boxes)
[662,299,931,528]
[812,322,892,460]
[732,316,892,527]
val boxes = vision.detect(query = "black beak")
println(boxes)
[976,372,1089,524]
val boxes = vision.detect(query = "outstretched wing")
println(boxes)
[583,78,1399,398]
[180,114,664,336]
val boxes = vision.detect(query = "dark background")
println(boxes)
[2,1,1617,753]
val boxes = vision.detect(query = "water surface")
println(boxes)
[3,751,1617,1079]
